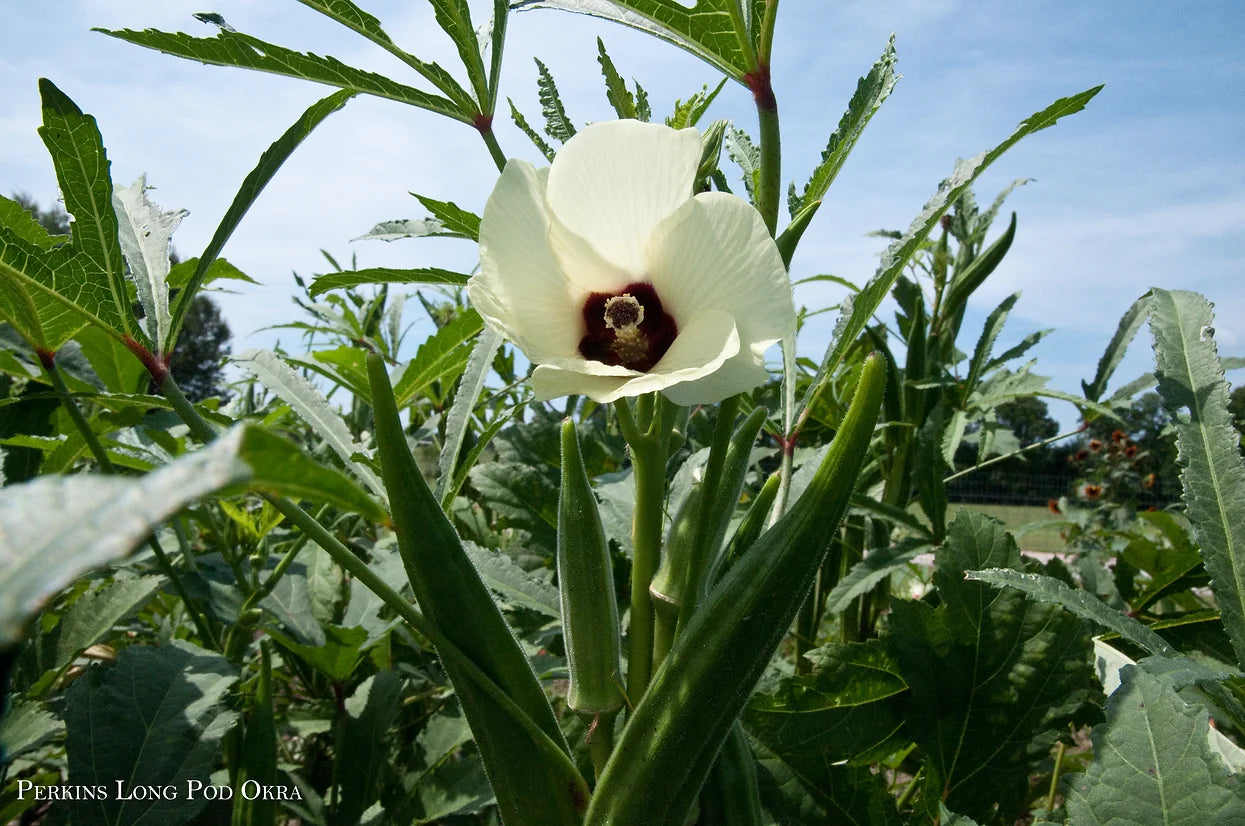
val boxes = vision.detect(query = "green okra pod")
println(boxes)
[558,418,624,714]
[585,352,887,826]
[366,353,586,825]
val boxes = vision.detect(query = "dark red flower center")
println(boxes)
[578,282,678,372]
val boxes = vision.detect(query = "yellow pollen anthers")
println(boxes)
[603,294,649,365]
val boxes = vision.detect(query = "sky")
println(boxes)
[2,1,1243,429]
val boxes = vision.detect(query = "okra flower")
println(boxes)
[468,120,796,405]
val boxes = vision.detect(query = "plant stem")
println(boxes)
[480,124,508,172]
[1045,739,1067,814]
[677,394,739,628]
[942,425,1082,483]
[619,394,675,704]
[40,354,114,473]
[754,82,781,237]
[585,709,618,784]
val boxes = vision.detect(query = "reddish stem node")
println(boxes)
[124,335,169,388]
[744,63,776,111]
[473,112,494,134]
[35,347,57,373]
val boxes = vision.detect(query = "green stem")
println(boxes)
[149,533,222,651]
[621,394,675,704]
[754,83,781,237]
[725,0,759,72]
[480,125,508,172]
[40,355,114,473]
[1045,739,1067,814]
[677,395,739,628]
[757,0,780,66]
[895,766,923,810]
[942,425,1082,483]
[585,709,618,784]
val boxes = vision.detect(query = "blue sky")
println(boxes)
[2,1,1242,427]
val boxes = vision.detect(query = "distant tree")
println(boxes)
[11,191,69,235]
[995,397,1059,446]
[169,296,232,401]
[1230,385,1245,445]
[10,192,232,400]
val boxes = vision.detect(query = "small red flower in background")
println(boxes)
[1124,442,1138,458]
[1111,429,1127,443]
[1081,483,1104,500]
[1048,499,1062,514]
[1089,439,1103,453]
[1143,472,1156,489]
[1072,448,1089,463]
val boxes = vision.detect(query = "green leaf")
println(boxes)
[392,308,484,406]
[597,38,638,119]
[724,125,760,201]
[0,430,249,648]
[437,327,503,502]
[352,218,467,241]
[587,353,886,825]
[167,89,354,347]
[310,267,470,296]
[749,735,902,826]
[165,256,257,289]
[278,623,370,681]
[1064,664,1245,824]
[333,671,402,825]
[0,193,60,250]
[745,640,908,765]
[890,512,1096,822]
[413,193,482,241]
[666,78,726,129]
[112,175,186,351]
[427,0,490,107]
[515,0,760,81]
[37,79,131,338]
[939,212,1018,325]
[799,86,1102,419]
[76,325,145,394]
[790,36,898,216]
[962,292,1020,404]
[294,0,479,112]
[1083,293,1150,402]
[508,97,556,161]
[235,348,385,500]
[1148,289,1245,668]
[535,58,576,142]
[965,567,1178,657]
[824,538,927,614]
[464,541,560,618]
[0,424,381,649]
[0,700,63,764]
[65,640,238,826]
[235,425,387,522]
[47,573,165,676]
[97,27,468,122]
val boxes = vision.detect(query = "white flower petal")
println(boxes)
[646,192,796,350]
[471,161,584,362]
[660,350,771,406]
[532,310,739,403]
[546,120,702,275]
[547,209,635,293]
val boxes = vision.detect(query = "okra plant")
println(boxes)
[2,2,1242,825]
